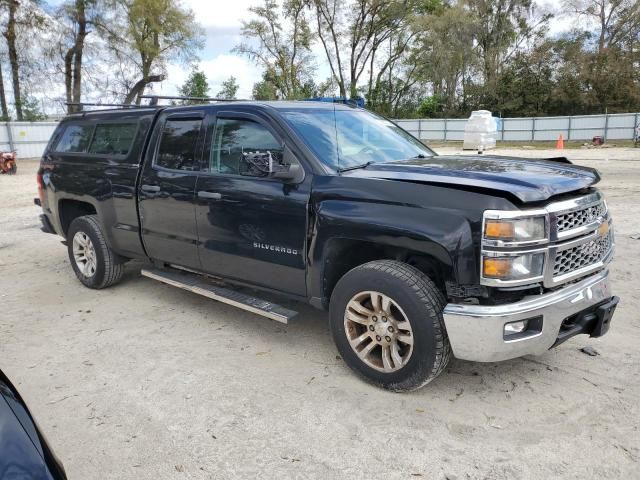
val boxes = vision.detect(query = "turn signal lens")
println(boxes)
[482,253,545,281]
[484,221,515,239]
[484,217,546,242]
[483,258,513,277]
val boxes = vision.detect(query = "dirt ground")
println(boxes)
[1,148,639,480]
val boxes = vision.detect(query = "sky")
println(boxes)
[159,0,266,99]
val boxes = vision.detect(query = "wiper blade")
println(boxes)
[337,161,374,173]
[410,154,428,159]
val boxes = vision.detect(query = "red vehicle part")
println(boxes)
[0,151,17,174]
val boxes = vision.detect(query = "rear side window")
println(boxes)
[55,124,93,153]
[156,118,202,171]
[89,123,136,155]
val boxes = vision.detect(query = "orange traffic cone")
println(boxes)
[556,134,564,150]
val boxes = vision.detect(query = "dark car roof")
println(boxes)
[159,100,359,115]
[62,100,358,122]
[234,101,357,111]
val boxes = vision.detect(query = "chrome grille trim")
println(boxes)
[556,202,607,234]
[549,192,608,241]
[553,229,613,277]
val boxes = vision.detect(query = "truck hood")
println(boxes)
[345,155,600,203]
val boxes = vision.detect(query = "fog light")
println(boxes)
[504,320,528,336]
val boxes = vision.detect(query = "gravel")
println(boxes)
[1,150,639,479]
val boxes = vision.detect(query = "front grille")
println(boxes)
[553,230,613,277]
[480,192,614,288]
[556,202,606,233]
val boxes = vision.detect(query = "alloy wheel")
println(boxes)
[343,291,414,372]
[72,231,97,277]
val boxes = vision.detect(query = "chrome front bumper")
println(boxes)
[443,270,613,362]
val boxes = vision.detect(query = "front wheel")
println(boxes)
[329,260,451,391]
[67,215,125,289]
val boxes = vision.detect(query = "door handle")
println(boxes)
[198,191,222,200]
[141,184,160,193]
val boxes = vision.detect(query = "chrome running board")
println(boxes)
[141,267,297,324]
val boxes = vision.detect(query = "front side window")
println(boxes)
[156,118,202,171]
[281,108,434,170]
[210,118,283,177]
[55,124,94,153]
[89,123,136,155]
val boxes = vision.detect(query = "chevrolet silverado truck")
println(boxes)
[35,100,619,391]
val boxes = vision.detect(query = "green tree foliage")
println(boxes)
[417,95,441,117]
[496,42,555,116]
[253,79,278,100]
[21,95,47,120]
[178,69,209,103]
[412,3,476,115]
[252,72,279,100]
[4,0,640,118]
[463,0,552,106]
[217,75,239,100]
[104,0,203,104]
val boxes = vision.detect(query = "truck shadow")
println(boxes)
[123,261,580,395]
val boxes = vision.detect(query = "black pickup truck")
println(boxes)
[35,100,618,391]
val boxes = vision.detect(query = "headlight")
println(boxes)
[482,252,545,281]
[484,217,546,243]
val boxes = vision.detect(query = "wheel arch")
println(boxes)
[58,199,97,237]
[312,237,455,309]
[306,199,477,309]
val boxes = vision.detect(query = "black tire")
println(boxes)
[329,260,451,391]
[67,215,125,289]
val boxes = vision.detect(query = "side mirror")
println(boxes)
[241,147,305,183]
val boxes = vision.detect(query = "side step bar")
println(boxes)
[141,267,297,324]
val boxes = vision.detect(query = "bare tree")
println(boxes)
[2,0,21,118]
[0,0,45,119]
[59,0,103,113]
[566,0,640,52]
[234,0,314,99]
[311,0,416,98]
[0,55,9,119]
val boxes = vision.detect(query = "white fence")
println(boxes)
[396,112,640,142]
[0,121,58,159]
[2,112,639,159]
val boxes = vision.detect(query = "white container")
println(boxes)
[463,110,497,150]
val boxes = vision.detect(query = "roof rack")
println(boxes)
[304,96,365,108]
[139,95,246,105]
[66,102,144,111]
[66,95,248,112]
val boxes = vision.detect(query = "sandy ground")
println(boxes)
[1,148,639,480]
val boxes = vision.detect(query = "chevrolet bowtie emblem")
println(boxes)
[597,220,609,236]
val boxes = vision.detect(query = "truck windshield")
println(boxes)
[280,108,434,171]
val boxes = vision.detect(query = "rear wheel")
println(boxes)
[67,215,125,289]
[329,260,451,391]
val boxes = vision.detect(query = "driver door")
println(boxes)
[194,111,311,296]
